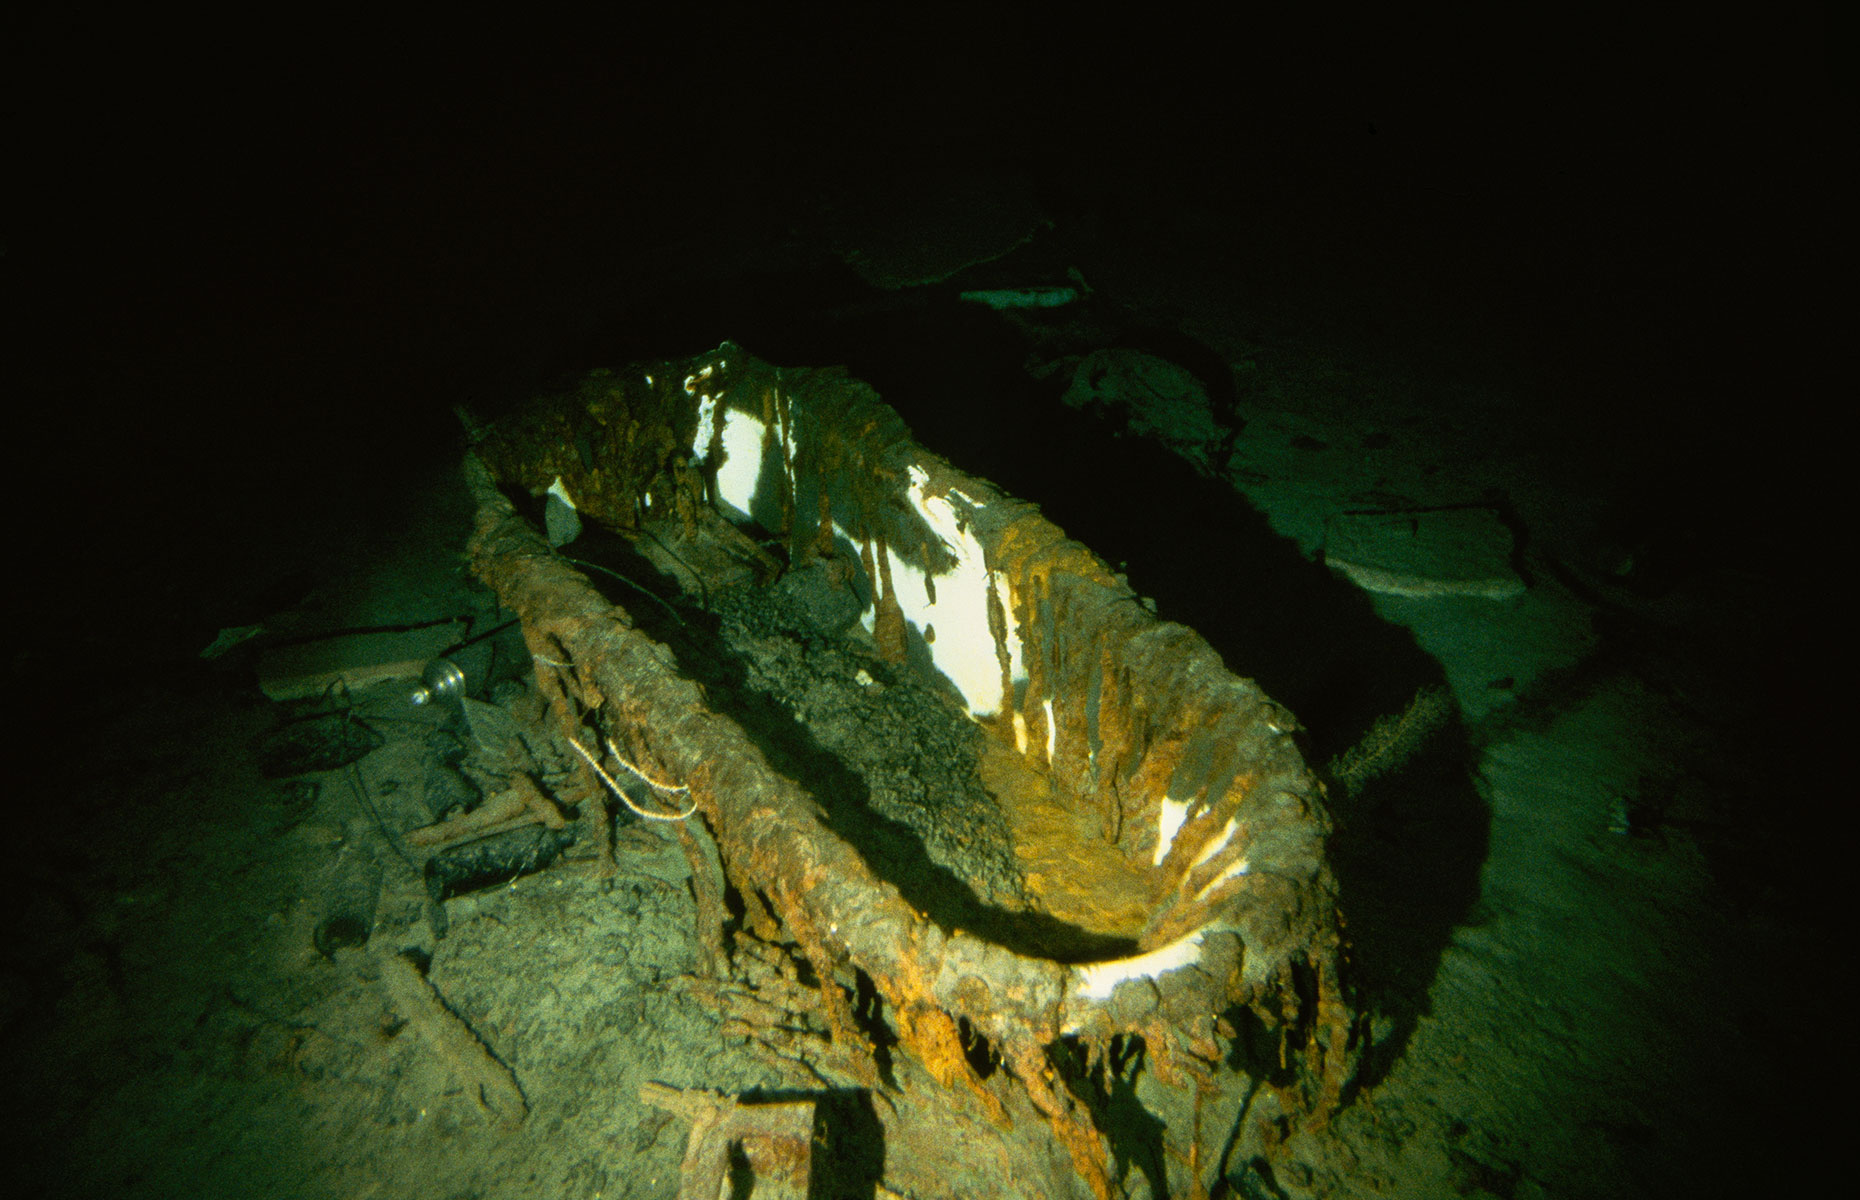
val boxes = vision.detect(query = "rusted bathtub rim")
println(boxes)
[466,343,1358,1139]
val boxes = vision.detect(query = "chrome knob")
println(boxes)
[410,658,466,707]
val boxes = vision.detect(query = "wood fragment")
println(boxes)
[642,1082,733,1200]
[405,774,567,850]
[640,1082,815,1200]
[511,772,570,829]
[406,790,524,847]
[375,949,527,1130]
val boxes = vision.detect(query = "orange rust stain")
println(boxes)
[897,1003,1006,1124]
[990,515,1118,595]
[978,737,1153,940]
[870,535,909,665]
[1005,1041,1113,1200]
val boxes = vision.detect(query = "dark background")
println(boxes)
[15,9,1847,644]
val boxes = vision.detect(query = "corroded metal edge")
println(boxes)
[466,345,1359,1186]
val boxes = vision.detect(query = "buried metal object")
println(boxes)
[641,1082,815,1200]
[465,343,1357,1198]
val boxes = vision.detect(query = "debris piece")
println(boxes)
[406,774,567,848]
[313,913,371,958]
[1060,347,1229,474]
[813,171,1047,289]
[256,621,466,701]
[1328,686,1457,795]
[641,1082,815,1200]
[544,475,582,547]
[422,823,576,902]
[374,948,527,1130]
[1322,505,1525,599]
[256,713,383,777]
[199,623,266,659]
[958,285,1079,309]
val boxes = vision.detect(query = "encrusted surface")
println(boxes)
[467,345,1359,1194]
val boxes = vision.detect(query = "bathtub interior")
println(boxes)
[473,345,1330,971]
